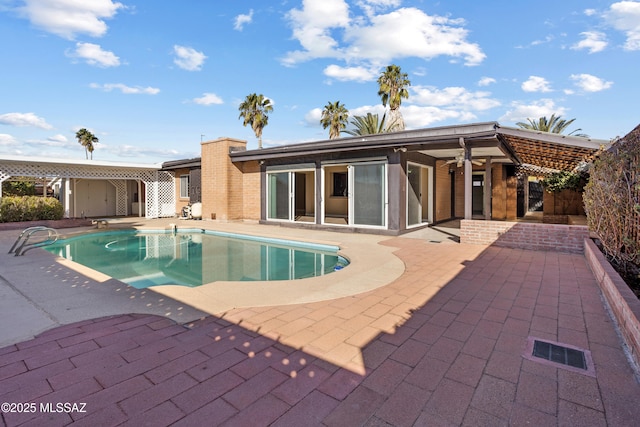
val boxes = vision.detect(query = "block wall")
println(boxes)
[460,219,589,254]
[584,238,640,369]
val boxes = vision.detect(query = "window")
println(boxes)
[332,172,347,197]
[180,174,189,199]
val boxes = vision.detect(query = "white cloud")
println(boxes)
[403,104,473,128]
[30,135,75,148]
[192,93,224,106]
[478,77,496,87]
[173,45,206,71]
[234,9,254,31]
[17,0,124,39]
[521,76,552,93]
[304,108,323,126]
[68,42,120,67]
[0,112,53,129]
[105,145,187,159]
[584,9,597,16]
[323,64,378,82]
[500,99,568,123]
[89,83,160,95]
[604,1,640,50]
[283,2,485,70]
[0,134,17,146]
[411,86,500,111]
[571,31,607,53]
[570,73,613,92]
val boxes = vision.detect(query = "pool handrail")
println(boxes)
[9,226,59,256]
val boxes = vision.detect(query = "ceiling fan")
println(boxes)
[442,150,485,167]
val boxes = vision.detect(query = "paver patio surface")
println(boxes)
[1,231,640,426]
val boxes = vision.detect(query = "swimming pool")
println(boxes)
[44,229,348,289]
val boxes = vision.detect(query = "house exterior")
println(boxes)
[0,122,607,233]
[206,122,606,235]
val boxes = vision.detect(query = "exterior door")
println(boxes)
[472,173,484,216]
[350,163,386,227]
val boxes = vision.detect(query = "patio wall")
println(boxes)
[584,238,640,370]
[459,219,589,254]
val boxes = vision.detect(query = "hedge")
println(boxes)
[0,196,64,223]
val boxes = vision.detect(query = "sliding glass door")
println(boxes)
[267,169,315,222]
[351,163,386,227]
[322,161,387,228]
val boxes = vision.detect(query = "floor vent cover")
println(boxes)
[532,340,587,370]
[524,337,595,377]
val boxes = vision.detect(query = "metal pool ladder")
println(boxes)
[8,226,59,256]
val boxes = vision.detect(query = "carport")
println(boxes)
[0,155,176,219]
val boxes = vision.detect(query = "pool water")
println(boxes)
[45,229,348,289]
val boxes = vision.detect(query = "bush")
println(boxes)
[0,196,64,223]
[584,125,640,275]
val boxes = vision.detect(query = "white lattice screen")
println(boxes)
[143,171,175,219]
[108,180,128,216]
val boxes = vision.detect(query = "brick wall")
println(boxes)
[201,137,247,221]
[460,219,589,254]
[584,238,640,369]
[241,160,261,221]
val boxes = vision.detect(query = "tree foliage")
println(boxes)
[75,128,99,159]
[342,113,393,136]
[584,126,640,274]
[238,93,273,149]
[516,114,589,137]
[541,171,586,193]
[377,64,410,131]
[320,101,349,139]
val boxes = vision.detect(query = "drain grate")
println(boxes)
[532,340,587,370]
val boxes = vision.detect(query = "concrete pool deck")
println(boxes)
[1,218,640,425]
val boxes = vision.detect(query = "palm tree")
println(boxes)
[75,128,99,159]
[320,101,349,139]
[516,114,589,137]
[342,112,393,136]
[377,64,411,131]
[238,93,273,149]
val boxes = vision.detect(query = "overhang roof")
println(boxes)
[0,154,162,170]
[230,122,611,172]
[161,157,202,170]
[495,126,607,172]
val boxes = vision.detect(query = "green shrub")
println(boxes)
[584,126,640,273]
[0,196,64,223]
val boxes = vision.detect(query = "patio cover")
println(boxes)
[0,155,174,218]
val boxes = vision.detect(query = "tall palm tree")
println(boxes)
[377,64,411,131]
[516,114,589,137]
[75,128,99,159]
[238,93,273,149]
[342,112,393,136]
[320,101,349,139]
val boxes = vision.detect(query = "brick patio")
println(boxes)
[2,237,640,426]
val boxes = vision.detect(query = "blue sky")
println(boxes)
[0,0,638,164]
